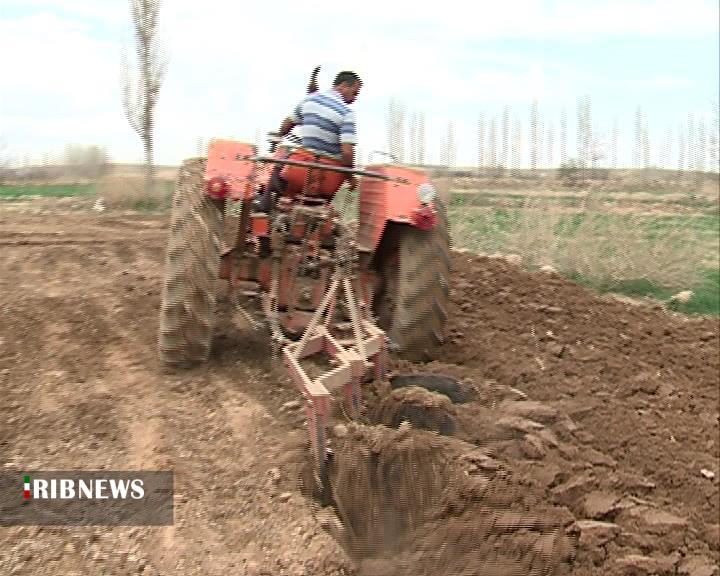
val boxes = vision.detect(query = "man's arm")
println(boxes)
[340,143,355,168]
[277,99,305,136]
[339,111,357,168]
[339,111,358,188]
[279,117,297,137]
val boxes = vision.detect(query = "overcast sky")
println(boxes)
[1,0,718,168]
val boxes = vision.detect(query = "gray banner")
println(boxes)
[1,471,173,526]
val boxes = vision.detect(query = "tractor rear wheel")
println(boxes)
[158,158,223,367]
[375,199,451,361]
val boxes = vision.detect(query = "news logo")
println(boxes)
[2,471,173,526]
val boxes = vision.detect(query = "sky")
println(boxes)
[0,0,718,169]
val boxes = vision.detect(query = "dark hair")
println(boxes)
[333,71,361,86]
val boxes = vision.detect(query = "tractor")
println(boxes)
[157,114,450,483]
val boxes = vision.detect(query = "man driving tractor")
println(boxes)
[261,70,362,210]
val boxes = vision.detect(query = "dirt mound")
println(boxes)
[374,386,456,435]
[389,372,474,403]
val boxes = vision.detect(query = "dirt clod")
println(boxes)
[374,386,456,436]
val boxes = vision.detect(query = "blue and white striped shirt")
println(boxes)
[290,89,357,159]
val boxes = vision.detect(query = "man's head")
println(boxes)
[333,71,362,104]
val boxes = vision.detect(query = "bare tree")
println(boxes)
[660,127,671,171]
[441,121,456,169]
[697,117,706,173]
[586,98,593,168]
[633,106,643,168]
[196,136,207,157]
[611,119,619,169]
[585,96,593,167]
[546,121,554,168]
[590,135,606,171]
[501,105,510,169]
[559,108,567,166]
[576,95,591,168]
[122,0,167,196]
[477,113,485,175]
[387,98,405,163]
[409,112,418,165]
[695,116,707,190]
[687,113,695,173]
[448,122,456,169]
[0,136,11,183]
[710,101,719,172]
[577,98,584,167]
[488,117,497,173]
[511,116,522,177]
[530,99,539,172]
[678,124,686,173]
[417,112,426,166]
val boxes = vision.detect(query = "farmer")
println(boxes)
[262,70,362,209]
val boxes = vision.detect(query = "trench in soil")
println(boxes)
[305,372,580,576]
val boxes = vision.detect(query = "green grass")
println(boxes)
[451,189,719,211]
[643,213,719,235]
[0,181,176,211]
[568,268,720,316]
[449,204,719,316]
[0,184,96,199]
[450,206,719,241]
[451,192,587,208]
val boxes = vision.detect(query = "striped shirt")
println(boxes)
[290,89,357,159]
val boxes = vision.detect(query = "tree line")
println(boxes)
[385,97,719,174]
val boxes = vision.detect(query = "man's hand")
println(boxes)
[340,143,355,168]
[279,117,297,137]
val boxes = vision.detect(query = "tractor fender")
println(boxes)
[357,164,440,253]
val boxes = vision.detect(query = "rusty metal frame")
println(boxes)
[282,268,386,478]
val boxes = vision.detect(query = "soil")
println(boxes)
[1,210,718,576]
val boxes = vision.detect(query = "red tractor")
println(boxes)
[157,130,450,480]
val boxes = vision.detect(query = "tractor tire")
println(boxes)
[375,199,451,361]
[158,158,223,367]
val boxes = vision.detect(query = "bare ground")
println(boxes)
[0,209,718,575]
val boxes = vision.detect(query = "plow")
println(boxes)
[158,71,450,487]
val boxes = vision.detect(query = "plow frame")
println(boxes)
[282,270,388,481]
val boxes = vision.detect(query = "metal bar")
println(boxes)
[236,154,410,183]
[292,275,340,360]
[343,277,367,362]
[283,347,331,398]
[317,363,352,394]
